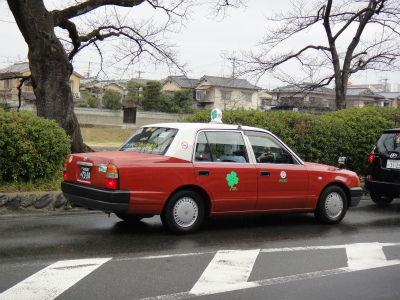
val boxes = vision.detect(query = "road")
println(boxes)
[0,198,399,300]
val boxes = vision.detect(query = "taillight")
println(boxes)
[369,153,374,164]
[105,164,119,189]
[63,159,68,180]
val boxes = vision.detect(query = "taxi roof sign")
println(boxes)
[210,108,222,124]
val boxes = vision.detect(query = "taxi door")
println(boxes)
[193,131,257,212]
[245,131,309,210]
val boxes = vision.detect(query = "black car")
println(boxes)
[365,128,400,206]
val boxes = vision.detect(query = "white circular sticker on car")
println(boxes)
[280,171,287,179]
[181,141,188,149]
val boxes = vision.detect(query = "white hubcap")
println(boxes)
[173,197,198,228]
[325,192,343,219]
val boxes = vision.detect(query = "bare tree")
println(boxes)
[237,0,400,110]
[5,0,243,153]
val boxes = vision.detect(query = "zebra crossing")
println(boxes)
[1,242,400,300]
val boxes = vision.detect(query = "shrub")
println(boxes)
[103,89,122,110]
[87,96,98,108]
[183,107,400,174]
[0,109,70,183]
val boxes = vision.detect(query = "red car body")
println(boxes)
[61,122,362,234]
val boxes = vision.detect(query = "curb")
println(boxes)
[0,191,92,217]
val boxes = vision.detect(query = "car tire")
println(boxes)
[115,213,144,223]
[162,190,204,234]
[370,193,394,207]
[314,186,347,224]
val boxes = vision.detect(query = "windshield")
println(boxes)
[119,127,178,155]
[376,133,400,153]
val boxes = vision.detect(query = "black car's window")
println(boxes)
[246,131,296,164]
[194,131,249,163]
[119,127,178,155]
[376,133,400,153]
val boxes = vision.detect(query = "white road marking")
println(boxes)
[139,242,400,300]
[345,242,399,270]
[0,257,111,300]
[2,242,400,300]
[190,249,260,295]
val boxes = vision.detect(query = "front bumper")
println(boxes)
[364,177,400,197]
[349,187,363,207]
[61,181,130,213]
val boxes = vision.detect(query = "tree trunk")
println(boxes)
[7,0,90,153]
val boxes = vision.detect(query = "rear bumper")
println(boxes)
[61,181,130,213]
[349,187,363,207]
[364,177,400,196]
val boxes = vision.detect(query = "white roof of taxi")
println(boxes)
[142,122,269,132]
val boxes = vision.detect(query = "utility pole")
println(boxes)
[86,58,92,78]
[137,70,145,79]
[226,52,237,78]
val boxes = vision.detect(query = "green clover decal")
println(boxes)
[226,171,239,187]
[211,109,218,120]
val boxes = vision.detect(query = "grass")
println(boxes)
[81,127,136,147]
[0,127,136,193]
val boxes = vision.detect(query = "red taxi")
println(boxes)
[61,110,363,234]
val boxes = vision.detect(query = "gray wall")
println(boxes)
[23,106,191,128]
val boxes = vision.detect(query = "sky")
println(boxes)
[1,0,399,90]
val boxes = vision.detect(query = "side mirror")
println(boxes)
[338,156,347,169]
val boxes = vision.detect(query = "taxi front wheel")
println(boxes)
[162,190,205,234]
[314,186,347,224]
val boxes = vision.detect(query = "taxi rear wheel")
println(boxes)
[314,186,347,224]
[162,190,204,234]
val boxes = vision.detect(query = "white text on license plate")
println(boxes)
[80,166,92,180]
[387,159,400,169]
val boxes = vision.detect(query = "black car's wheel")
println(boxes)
[115,213,144,223]
[162,190,204,234]
[370,193,394,206]
[314,186,347,224]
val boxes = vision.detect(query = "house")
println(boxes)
[0,62,83,107]
[269,84,335,112]
[161,75,199,93]
[376,92,400,108]
[195,75,260,110]
[84,80,128,107]
[258,90,275,110]
[346,87,387,107]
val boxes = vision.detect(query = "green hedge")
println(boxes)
[183,107,400,174]
[0,109,70,182]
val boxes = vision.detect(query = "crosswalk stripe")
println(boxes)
[346,242,398,270]
[0,257,111,300]
[189,249,260,296]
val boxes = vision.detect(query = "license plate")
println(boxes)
[80,166,92,180]
[387,159,400,169]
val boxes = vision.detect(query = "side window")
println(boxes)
[246,131,296,164]
[194,132,213,161]
[194,131,249,163]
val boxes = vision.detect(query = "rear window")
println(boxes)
[376,133,400,153]
[119,127,178,155]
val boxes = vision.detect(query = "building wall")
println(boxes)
[162,81,181,92]
[1,69,82,102]
[198,87,258,111]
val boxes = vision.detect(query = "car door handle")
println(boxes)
[198,170,209,176]
[260,171,270,176]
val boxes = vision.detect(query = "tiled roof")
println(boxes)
[198,75,260,90]
[164,76,199,88]
[378,92,400,99]
[0,62,29,74]
[271,84,334,94]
